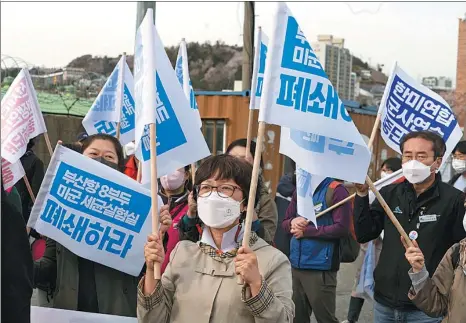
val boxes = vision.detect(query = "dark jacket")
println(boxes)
[354,175,466,311]
[274,173,295,257]
[34,239,138,317]
[282,178,351,272]
[1,188,33,323]
[15,150,45,224]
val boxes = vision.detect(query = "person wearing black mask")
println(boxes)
[33,134,172,317]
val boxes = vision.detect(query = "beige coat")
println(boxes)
[137,238,294,323]
[408,239,466,323]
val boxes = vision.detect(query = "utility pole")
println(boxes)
[242,2,255,91]
[136,1,156,31]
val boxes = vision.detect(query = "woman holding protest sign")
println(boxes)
[138,154,294,323]
[34,134,172,317]
[157,166,192,274]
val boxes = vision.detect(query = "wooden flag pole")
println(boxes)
[23,175,35,203]
[190,163,196,184]
[149,123,161,280]
[43,133,54,157]
[365,175,412,247]
[116,123,121,140]
[137,160,142,183]
[116,52,126,142]
[238,121,267,285]
[245,109,255,161]
[310,113,383,221]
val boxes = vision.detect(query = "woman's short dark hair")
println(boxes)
[81,134,124,171]
[194,154,260,208]
[399,130,446,158]
[452,141,466,155]
[381,157,402,172]
[225,138,264,169]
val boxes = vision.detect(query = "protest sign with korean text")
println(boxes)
[82,57,136,145]
[249,29,269,110]
[379,63,462,161]
[296,167,325,227]
[175,39,202,127]
[1,68,47,163]
[1,158,25,191]
[259,3,370,183]
[31,306,137,323]
[134,10,210,185]
[28,145,161,276]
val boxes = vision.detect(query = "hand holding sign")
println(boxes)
[159,205,172,234]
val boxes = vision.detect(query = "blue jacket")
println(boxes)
[289,178,338,271]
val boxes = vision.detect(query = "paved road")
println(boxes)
[31,262,374,323]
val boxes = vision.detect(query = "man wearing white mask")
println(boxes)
[448,141,466,192]
[354,130,466,323]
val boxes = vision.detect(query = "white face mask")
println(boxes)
[402,160,434,184]
[452,159,466,174]
[463,213,466,232]
[380,171,389,179]
[197,194,242,229]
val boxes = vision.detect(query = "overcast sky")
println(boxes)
[1,2,464,85]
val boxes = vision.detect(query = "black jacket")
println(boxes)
[1,188,33,323]
[354,175,466,311]
[15,150,45,224]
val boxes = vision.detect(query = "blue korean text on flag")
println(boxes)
[134,13,210,185]
[175,40,202,127]
[259,3,370,183]
[27,145,162,276]
[249,29,269,110]
[296,167,325,227]
[379,63,462,162]
[82,58,136,145]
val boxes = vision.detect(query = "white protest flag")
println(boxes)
[134,10,210,185]
[260,3,370,183]
[368,169,404,204]
[249,28,269,110]
[31,306,137,323]
[27,145,162,276]
[1,158,25,191]
[296,167,325,227]
[379,62,463,163]
[175,39,202,127]
[1,68,47,163]
[82,56,136,145]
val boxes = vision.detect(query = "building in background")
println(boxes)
[312,35,353,100]
[422,76,453,91]
[456,14,466,127]
[350,72,360,101]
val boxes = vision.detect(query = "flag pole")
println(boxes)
[246,26,262,160]
[365,175,412,247]
[116,52,126,141]
[310,112,383,221]
[43,133,54,157]
[149,123,161,280]
[190,163,196,184]
[238,121,266,284]
[137,160,142,183]
[23,175,35,203]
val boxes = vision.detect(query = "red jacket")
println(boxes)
[124,156,138,181]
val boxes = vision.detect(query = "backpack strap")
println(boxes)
[325,181,342,208]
